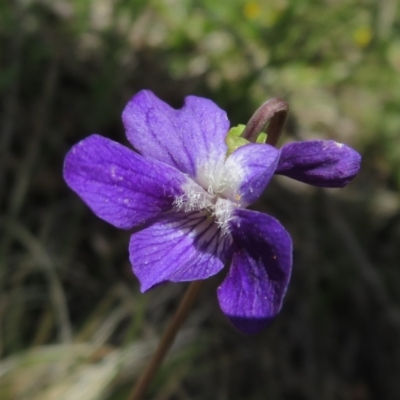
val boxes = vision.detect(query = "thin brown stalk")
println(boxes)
[128,280,204,400]
[241,98,289,146]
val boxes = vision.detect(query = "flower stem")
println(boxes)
[128,280,204,400]
[241,98,289,146]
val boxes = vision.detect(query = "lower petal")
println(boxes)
[129,212,231,292]
[217,209,292,334]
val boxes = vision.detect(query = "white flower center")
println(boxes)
[173,178,236,236]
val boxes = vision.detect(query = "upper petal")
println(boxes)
[63,134,187,229]
[221,143,279,207]
[129,211,232,292]
[275,140,361,187]
[217,209,292,334]
[122,90,229,184]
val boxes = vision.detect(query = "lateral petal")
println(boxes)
[275,140,361,187]
[129,212,231,292]
[217,209,292,334]
[122,90,229,184]
[221,143,279,207]
[63,134,186,229]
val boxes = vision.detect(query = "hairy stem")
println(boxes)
[128,281,204,400]
[241,98,289,146]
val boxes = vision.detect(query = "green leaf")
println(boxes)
[256,132,268,144]
[225,124,248,155]
[226,124,268,155]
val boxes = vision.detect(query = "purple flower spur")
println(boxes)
[64,90,361,334]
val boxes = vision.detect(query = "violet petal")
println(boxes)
[122,90,229,183]
[63,134,186,229]
[129,211,231,292]
[222,143,279,206]
[217,209,292,334]
[275,140,361,187]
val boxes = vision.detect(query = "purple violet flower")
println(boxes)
[63,90,361,334]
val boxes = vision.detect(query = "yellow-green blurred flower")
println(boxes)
[353,26,373,48]
[243,1,261,20]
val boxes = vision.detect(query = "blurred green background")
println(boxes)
[1,0,400,399]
